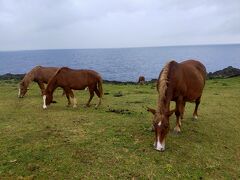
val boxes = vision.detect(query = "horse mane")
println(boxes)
[157,61,175,114]
[20,66,41,87]
[46,67,69,93]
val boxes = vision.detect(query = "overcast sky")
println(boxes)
[0,0,240,51]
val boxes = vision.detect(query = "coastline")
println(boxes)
[0,66,239,83]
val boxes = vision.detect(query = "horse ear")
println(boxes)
[147,107,156,115]
[167,109,175,117]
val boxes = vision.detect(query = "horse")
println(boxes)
[138,76,145,85]
[147,60,206,151]
[18,66,62,98]
[42,67,103,109]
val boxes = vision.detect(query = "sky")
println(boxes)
[0,0,240,51]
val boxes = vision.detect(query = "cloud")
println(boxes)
[0,0,239,50]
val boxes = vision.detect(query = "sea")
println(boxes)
[0,44,239,82]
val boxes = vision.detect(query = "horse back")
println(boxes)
[34,66,59,83]
[55,68,102,89]
[170,60,206,101]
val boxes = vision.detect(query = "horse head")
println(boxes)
[42,90,53,109]
[18,82,28,98]
[147,107,175,151]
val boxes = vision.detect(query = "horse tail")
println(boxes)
[97,78,103,98]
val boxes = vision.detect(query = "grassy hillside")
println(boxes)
[0,78,239,179]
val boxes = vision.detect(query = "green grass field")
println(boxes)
[0,78,240,179]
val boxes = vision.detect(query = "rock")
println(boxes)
[0,73,25,80]
[207,66,240,79]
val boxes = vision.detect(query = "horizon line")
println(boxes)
[0,42,240,53]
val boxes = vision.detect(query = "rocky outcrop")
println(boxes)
[0,66,239,82]
[207,66,240,79]
[0,73,25,80]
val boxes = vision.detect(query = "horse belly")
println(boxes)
[185,87,204,102]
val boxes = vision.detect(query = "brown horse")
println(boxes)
[147,60,206,151]
[43,67,103,109]
[138,76,145,85]
[19,66,61,98]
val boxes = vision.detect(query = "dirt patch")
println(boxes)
[72,149,96,165]
[126,101,144,104]
[134,90,150,94]
[106,108,131,115]
[27,163,40,172]
[113,91,123,97]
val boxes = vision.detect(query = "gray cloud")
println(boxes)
[0,0,239,50]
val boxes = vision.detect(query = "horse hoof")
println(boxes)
[193,115,198,120]
[95,104,100,109]
[173,130,181,134]
[173,128,181,135]
[149,126,154,132]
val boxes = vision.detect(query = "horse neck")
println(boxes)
[46,76,58,95]
[157,93,171,115]
[22,70,35,88]
[157,62,173,115]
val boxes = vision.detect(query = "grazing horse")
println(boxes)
[19,66,62,98]
[43,67,103,109]
[138,76,145,85]
[147,60,206,151]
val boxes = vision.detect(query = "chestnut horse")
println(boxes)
[43,67,103,109]
[148,60,206,151]
[19,66,62,98]
[138,76,145,85]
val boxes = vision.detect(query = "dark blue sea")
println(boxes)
[0,44,239,81]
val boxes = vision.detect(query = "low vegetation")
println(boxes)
[0,77,239,179]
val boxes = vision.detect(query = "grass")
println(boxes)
[0,77,240,179]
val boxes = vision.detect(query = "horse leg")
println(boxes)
[180,102,186,119]
[65,88,76,108]
[85,87,94,107]
[174,98,184,133]
[62,89,66,96]
[37,81,45,95]
[70,90,77,108]
[193,97,201,120]
[63,88,71,106]
[94,87,102,108]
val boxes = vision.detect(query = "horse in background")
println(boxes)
[43,67,103,109]
[18,66,63,98]
[147,60,206,151]
[138,76,145,85]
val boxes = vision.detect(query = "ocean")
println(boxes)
[0,44,239,81]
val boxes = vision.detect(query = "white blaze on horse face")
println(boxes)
[155,137,165,151]
[43,95,47,109]
[158,121,162,127]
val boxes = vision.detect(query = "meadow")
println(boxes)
[0,77,239,179]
